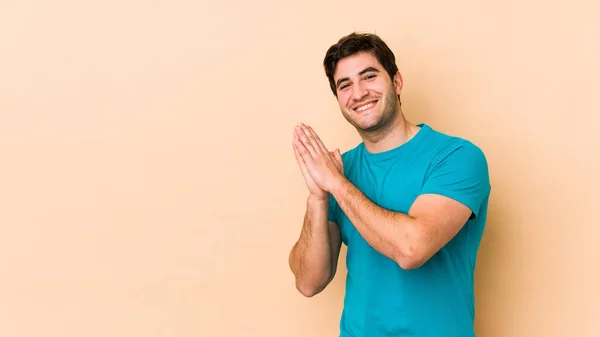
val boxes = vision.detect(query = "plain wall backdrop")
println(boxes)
[1,0,598,336]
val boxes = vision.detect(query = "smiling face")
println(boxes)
[333,51,403,133]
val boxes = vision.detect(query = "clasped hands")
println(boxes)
[292,123,345,199]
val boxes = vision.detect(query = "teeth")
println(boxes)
[356,102,375,112]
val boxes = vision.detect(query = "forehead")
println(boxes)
[333,52,383,81]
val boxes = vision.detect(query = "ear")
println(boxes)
[393,71,403,95]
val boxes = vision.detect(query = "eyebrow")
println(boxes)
[336,67,380,88]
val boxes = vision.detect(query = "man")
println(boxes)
[288,32,491,336]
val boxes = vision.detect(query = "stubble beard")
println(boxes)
[343,90,399,136]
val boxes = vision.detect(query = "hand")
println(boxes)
[293,123,344,193]
[293,129,328,201]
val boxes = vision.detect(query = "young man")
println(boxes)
[288,32,491,336]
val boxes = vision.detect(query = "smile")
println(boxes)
[354,101,377,113]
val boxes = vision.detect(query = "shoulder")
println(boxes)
[419,127,491,217]
[420,127,490,193]
[424,126,488,169]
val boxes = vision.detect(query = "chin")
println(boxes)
[355,118,384,132]
[342,106,390,132]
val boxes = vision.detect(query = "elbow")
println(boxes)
[295,280,325,298]
[294,272,332,297]
[392,243,427,270]
[396,256,426,270]
[391,225,434,270]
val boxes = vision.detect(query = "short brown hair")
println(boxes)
[323,32,399,97]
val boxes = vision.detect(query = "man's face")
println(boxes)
[333,52,402,132]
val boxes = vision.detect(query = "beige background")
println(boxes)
[1,0,598,336]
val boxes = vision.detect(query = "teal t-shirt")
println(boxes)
[328,123,491,337]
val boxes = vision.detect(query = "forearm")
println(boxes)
[331,178,422,268]
[289,195,335,295]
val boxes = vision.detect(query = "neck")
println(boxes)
[359,108,420,153]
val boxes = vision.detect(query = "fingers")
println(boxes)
[300,124,329,154]
[295,126,318,158]
[293,129,315,170]
[293,141,311,178]
[293,132,309,162]
[293,138,306,166]
[294,124,337,168]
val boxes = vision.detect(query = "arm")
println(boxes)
[330,142,490,269]
[288,195,342,297]
[289,125,344,297]
[330,182,471,269]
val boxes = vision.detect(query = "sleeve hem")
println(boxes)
[418,188,486,219]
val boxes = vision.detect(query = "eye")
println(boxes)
[364,74,377,80]
[339,83,350,90]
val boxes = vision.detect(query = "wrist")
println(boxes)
[307,193,330,205]
[330,175,348,197]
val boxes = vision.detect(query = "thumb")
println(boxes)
[334,149,343,164]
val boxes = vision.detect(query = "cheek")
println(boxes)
[337,94,350,108]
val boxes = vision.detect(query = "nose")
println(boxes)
[351,81,369,102]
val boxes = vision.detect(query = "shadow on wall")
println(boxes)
[473,198,501,328]
[473,190,521,336]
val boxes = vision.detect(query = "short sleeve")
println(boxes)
[420,141,491,219]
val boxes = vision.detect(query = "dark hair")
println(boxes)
[323,32,399,97]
